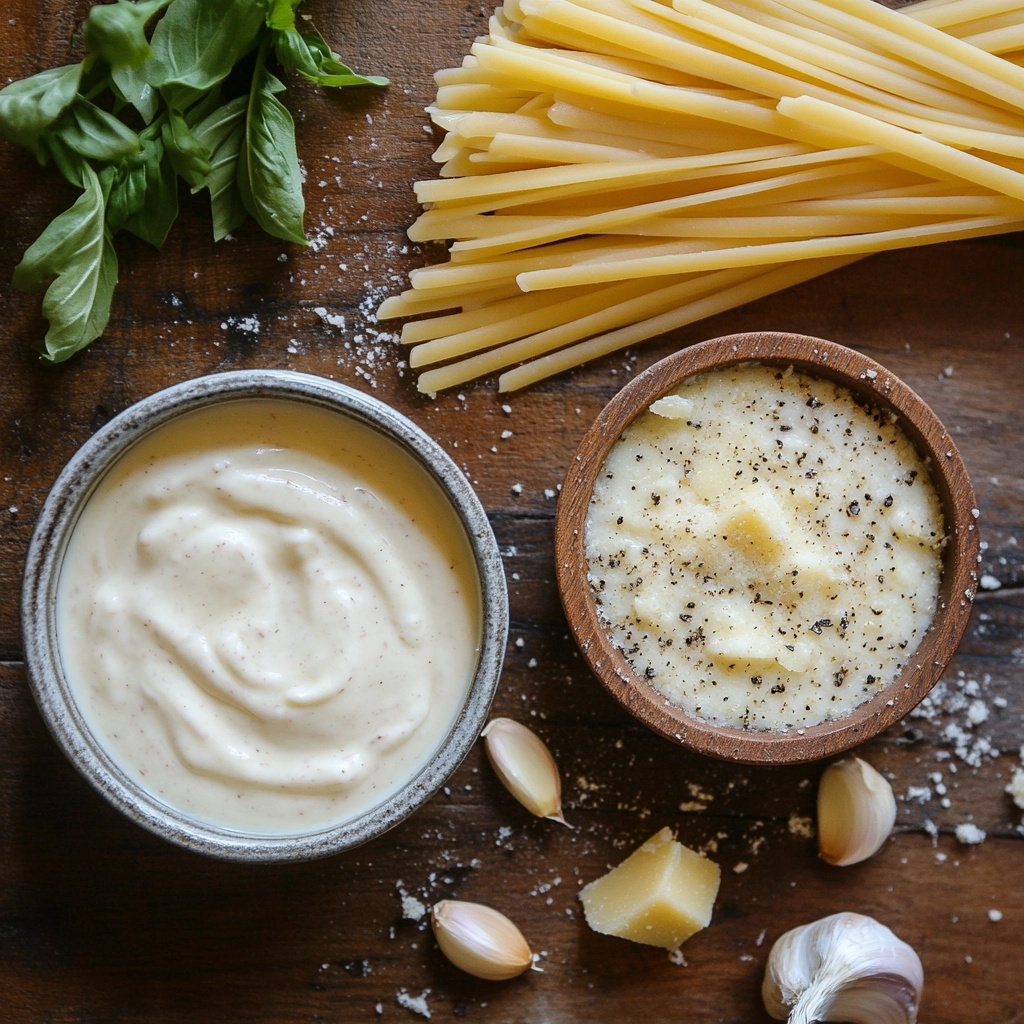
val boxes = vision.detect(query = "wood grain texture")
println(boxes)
[1,2,1022,1023]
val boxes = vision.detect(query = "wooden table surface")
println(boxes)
[1,2,1022,1022]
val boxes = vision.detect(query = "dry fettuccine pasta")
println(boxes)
[379,0,1024,392]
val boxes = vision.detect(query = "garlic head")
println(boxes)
[482,717,568,824]
[431,899,534,981]
[817,756,896,866]
[762,911,923,1024]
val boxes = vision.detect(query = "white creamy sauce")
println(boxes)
[57,399,481,833]
[586,363,945,731]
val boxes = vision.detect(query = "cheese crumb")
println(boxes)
[401,894,427,921]
[787,813,815,838]
[1007,768,1024,811]
[396,989,432,1018]
[954,823,986,845]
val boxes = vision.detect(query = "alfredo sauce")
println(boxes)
[56,399,482,833]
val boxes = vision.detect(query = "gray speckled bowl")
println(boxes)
[22,370,508,862]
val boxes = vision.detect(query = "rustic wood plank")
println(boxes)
[0,0,1021,1022]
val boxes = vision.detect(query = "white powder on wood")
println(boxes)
[954,823,986,845]
[396,989,432,1018]
[1008,768,1024,812]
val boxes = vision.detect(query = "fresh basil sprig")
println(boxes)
[0,0,386,363]
[12,164,119,363]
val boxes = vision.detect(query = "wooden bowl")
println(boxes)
[555,333,979,765]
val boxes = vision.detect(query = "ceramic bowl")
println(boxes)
[23,370,508,860]
[555,333,978,765]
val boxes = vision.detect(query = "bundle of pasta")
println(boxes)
[378,0,1024,392]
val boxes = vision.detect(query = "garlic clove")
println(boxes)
[482,717,568,825]
[762,911,923,1024]
[431,899,534,981]
[817,756,896,866]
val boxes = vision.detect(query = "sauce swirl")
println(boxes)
[57,399,481,833]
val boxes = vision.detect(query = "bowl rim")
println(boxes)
[555,332,979,766]
[22,369,508,861]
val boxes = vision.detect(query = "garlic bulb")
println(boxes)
[431,899,534,981]
[482,717,568,824]
[817,756,897,866]
[762,912,923,1024]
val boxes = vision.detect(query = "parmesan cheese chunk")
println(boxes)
[649,395,694,420]
[578,827,721,950]
[720,489,789,560]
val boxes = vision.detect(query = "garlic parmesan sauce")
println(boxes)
[56,399,482,833]
[586,363,945,731]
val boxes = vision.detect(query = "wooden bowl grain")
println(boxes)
[555,333,979,765]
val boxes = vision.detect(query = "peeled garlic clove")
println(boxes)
[817,756,896,866]
[431,899,533,981]
[762,911,923,1024]
[482,717,568,825]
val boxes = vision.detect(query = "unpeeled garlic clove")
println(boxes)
[431,899,534,981]
[762,911,923,1024]
[817,756,896,866]
[482,717,568,825]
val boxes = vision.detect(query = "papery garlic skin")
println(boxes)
[762,912,923,1024]
[482,717,568,824]
[431,899,533,981]
[818,756,897,866]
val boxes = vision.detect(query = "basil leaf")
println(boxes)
[182,88,226,129]
[56,97,141,163]
[0,64,84,159]
[102,145,148,230]
[273,27,388,88]
[110,64,161,123]
[43,135,91,188]
[147,0,267,110]
[105,129,179,247]
[191,96,247,241]
[265,0,301,31]
[13,164,119,363]
[161,107,211,187]
[237,62,306,245]
[4,0,389,362]
[84,0,172,68]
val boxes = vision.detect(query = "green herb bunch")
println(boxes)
[0,0,387,362]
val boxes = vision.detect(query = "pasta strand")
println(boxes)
[379,0,1024,392]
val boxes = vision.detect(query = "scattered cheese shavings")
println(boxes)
[1007,768,1024,812]
[220,314,261,335]
[402,894,427,922]
[313,305,346,330]
[396,989,432,1018]
[788,814,815,839]
[954,823,986,845]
